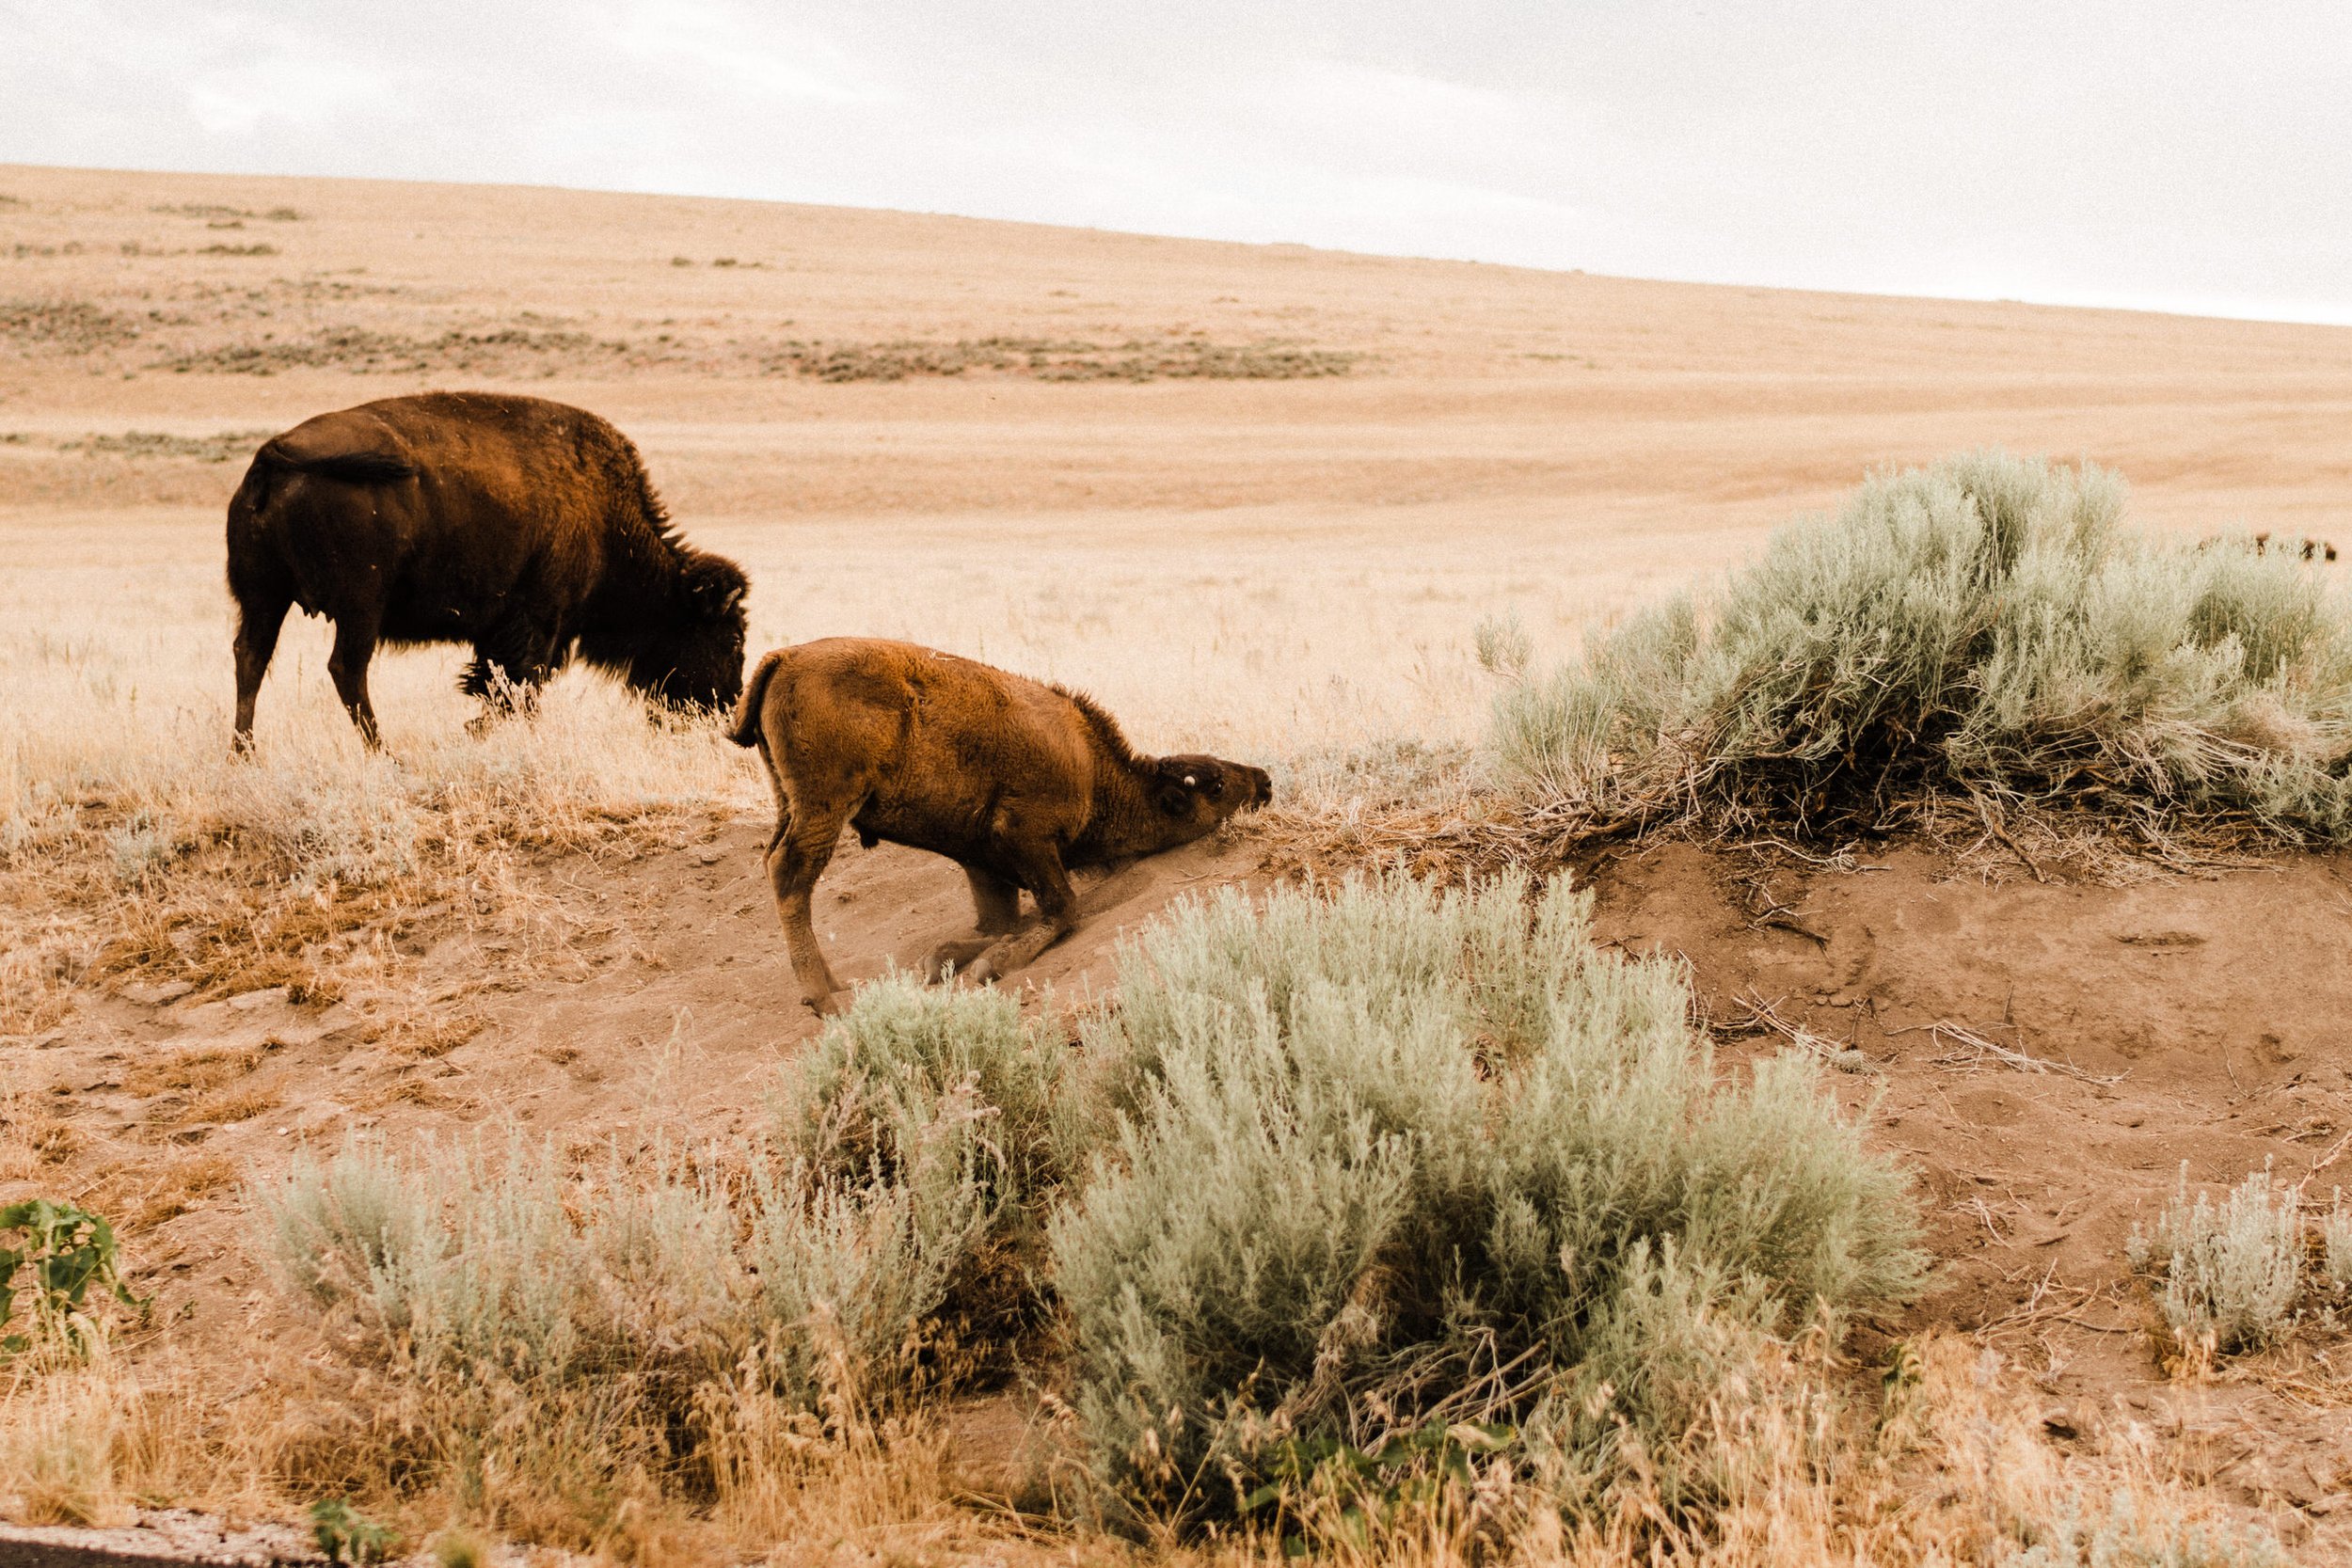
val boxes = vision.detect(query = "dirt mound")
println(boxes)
[1587,839,2352,1532]
[14,822,2352,1547]
[26,820,1258,1315]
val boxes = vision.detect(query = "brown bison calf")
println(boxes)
[227,391,748,751]
[728,639,1272,1014]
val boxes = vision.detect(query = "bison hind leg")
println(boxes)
[766,804,853,1015]
[230,586,293,754]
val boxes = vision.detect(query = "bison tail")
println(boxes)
[227,451,278,532]
[726,649,787,748]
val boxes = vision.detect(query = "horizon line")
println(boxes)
[10,157,2352,333]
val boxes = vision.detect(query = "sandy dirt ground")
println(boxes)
[1589,842,2352,1536]
[7,164,2352,1557]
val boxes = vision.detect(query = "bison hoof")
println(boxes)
[926,937,994,978]
[962,945,1013,986]
[806,989,849,1018]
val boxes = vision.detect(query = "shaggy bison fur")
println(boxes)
[728,638,1272,1013]
[226,391,748,750]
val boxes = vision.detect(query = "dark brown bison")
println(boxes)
[728,639,1272,1014]
[226,391,749,750]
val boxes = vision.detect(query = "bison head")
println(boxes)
[626,550,750,713]
[1149,754,1274,846]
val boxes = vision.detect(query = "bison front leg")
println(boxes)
[464,618,563,732]
[927,863,1024,978]
[963,846,1078,987]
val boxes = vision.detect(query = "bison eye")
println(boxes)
[1200,774,1224,800]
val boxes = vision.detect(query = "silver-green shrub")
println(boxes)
[254,1118,1001,1529]
[2016,1488,2285,1568]
[1492,451,2352,842]
[2326,1189,2352,1293]
[1049,873,1923,1520]
[774,973,1065,1198]
[747,1118,995,1412]
[2134,1164,2301,1355]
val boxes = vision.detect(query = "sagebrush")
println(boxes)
[1490,451,2352,846]
[250,1105,1002,1548]
[1050,872,1925,1526]
[2128,1163,2304,1357]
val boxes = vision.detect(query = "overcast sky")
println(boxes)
[5,1,2348,324]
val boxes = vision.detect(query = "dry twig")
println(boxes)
[1926,1021,2127,1085]
[1723,990,1876,1073]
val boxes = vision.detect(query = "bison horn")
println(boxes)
[1183,774,1197,786]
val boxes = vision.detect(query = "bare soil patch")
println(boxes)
[1585,837,2352,1540]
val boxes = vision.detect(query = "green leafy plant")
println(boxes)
[309,1497,400,1563]
[1243,1421,1518,1555]
[0,1198,149,1357]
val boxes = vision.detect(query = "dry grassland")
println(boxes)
[5,164,2352,1564]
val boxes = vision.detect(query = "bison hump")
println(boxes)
[260,413,420,483]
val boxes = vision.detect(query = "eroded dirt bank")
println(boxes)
[13,828,2352,1553]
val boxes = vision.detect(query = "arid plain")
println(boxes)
[7,163,2352,1563]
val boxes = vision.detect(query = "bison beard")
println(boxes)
[226,391,748,751]
[729,638,1273,1014]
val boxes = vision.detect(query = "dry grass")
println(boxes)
[0,1326,2294,1566]
[177,1085,279,1129]
[0,1349,292,1533]
[0,1087,81,1180]
[118,1044,264,1099]
[0,515,756,1033]
[125,1153,241,1229]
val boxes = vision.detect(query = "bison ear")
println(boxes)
[1155,784,1192,816]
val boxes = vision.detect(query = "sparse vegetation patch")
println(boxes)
[0,300,142,353]
[759,335,1356,382]
[155,325,630,376]
[151,203,303,223]
[60,429,274,463]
